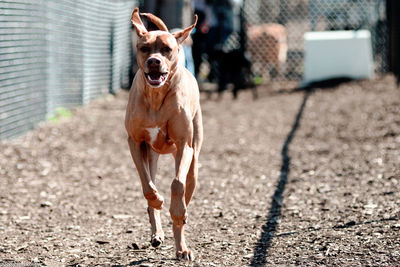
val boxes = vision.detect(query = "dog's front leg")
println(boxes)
[127,137,164,210]
[170,143,193,224]
[170,142,194,260]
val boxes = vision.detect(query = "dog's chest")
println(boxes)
[144,125,174,153]
[145,126,166,146]
[146,127,161,144]
[129,114,174,153]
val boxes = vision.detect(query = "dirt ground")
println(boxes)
[1,75,399,266]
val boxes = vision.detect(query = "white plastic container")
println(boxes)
[302,30,374,86]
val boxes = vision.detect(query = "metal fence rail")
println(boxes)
[242,0,388,82]
[0,0,135,139]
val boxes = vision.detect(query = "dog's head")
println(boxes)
[131,8,197,88]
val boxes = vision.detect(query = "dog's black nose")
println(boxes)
[147,57,161,66]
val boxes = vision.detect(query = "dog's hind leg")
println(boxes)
[146,147,164,247]
[148,207,164,247]
[185,156,198,206]
[185,109,203,206]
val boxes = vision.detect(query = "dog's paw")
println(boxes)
[176,249,194,261]
[144,191,164,210]
[150,234,164,248]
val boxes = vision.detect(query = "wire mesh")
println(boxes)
[0,0,48,139]
[242,0,388,82]
[0,0,135,139]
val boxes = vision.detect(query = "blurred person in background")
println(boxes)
[192,0,242,80]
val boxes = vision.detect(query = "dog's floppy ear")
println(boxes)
[131,7,147,37]
[140,13,168,32]
[172,15,198,45]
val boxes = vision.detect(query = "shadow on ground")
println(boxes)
[250,77,363,265]
[251,89,311,265]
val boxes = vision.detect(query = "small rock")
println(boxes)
[96,240,109,245]
[40,201,53,208]
[0,210,8,215]
[17,245,28,251]
[392,223,400,230]
[243,253,253,259]
[364,204,377,209]
[112,214,133,219]
[131,242,140,250]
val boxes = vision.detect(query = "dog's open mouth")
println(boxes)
[145,71,168,87]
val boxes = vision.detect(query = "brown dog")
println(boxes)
[125,8,202,261]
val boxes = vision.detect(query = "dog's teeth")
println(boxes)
[145,72,167,86]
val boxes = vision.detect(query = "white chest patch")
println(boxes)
[146,127,160,144]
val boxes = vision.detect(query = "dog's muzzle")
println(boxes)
[145,57,168,87]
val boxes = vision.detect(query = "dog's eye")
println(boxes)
[161,46,171,53]
[140,46,150,53]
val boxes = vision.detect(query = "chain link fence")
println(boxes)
[242,0,388,82]
[0,0,135,139]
